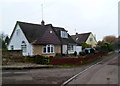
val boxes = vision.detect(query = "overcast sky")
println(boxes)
[0,0,119,41]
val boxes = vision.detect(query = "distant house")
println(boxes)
[8,21,82,56]
[71,32,97,48]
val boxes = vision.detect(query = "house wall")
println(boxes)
[75,46,82,55]
[33,45,42,55]
[8,24,33,56]
[33,45,61,57]
[86,33,97,48]
[68,45,82,55]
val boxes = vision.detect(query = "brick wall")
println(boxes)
[2,50,22,57]
[2,50,23,65]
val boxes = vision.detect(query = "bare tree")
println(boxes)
[103,35,117,43]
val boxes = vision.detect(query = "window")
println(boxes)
[90,38,93,42]
[21,41,27,53]
[61,31,68,38]
[68,45,74,51]
[76,38,79,41]
[16,29,20,35]
[43,45,54,54]
[11,45,14,50]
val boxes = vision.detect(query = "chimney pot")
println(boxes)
[76,33,78,35]
[41,20,45,25]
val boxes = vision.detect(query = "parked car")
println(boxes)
[119,49,120,53]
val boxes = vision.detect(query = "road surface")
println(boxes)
[65,53,119,85]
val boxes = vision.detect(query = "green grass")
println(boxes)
[54,65,79,68]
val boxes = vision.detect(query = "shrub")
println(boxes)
[85,49,89,54]
[96,43,113,52]
[74,51,77,56]
[25,55,49,64]
[79,52,86,56]
[54,55,62,58]
[80,42,90,49]
[54,53,64,58]
[90,48,95,53]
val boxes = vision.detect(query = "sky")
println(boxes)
[0,0,119,41]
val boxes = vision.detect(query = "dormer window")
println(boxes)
[76,38,79,41]
[61,31,68,38]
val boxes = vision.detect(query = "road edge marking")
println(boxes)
[61,60,103,86]
[61,54,118,86]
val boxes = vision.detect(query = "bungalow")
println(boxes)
[71,32,97,48]
[8,21,82,56]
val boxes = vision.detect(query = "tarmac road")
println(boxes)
[65,53,119,85]
[2,64,89,84]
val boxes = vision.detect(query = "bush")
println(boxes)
[80,42,90,49]
[54,53,64,58]
[79,52,86,56]
[25,55,49,64]
[85,49,89,54]
[74,51,77,56]
[90,48,95,53]
[96,43,113,52]
[54,55,62,58]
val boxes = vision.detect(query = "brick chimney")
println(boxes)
[41,20,45,25]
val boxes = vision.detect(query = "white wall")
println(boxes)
[68,45,82,55]
[75,46,82,55]
[8,24,33,56]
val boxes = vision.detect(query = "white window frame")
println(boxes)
[42,45,55,54]
[61,31,68,38]
[68,45,74,51]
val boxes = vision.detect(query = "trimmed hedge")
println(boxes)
[49,52,108,65]
[25,55,49,64]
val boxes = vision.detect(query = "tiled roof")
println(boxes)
[71,32,91,44]
[16,21,75,45]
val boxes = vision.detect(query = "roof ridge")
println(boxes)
[71,32,91,36]
[17,21,42,26]
[78,32,91,35]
